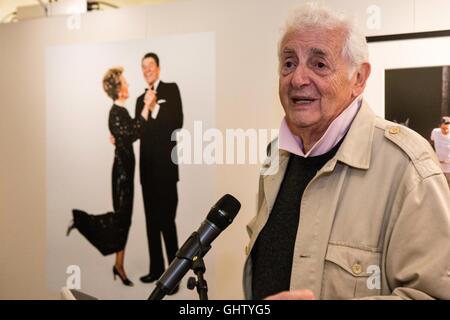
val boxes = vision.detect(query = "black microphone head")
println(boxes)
[206,194,241,230]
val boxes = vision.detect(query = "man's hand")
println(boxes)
[264,289,316,300]
[144,88,157,112]
[110,134,115,145]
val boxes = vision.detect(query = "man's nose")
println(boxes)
[290,64,311,88]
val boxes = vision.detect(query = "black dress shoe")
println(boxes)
[140,273,161,283]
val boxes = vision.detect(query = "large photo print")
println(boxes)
[365,31,450,133]
[46,32,216,299]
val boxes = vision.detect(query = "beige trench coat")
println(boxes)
[243,102,450,300]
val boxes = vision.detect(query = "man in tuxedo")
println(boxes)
[136,53,183,287]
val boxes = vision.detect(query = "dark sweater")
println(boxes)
[251,142,342,300]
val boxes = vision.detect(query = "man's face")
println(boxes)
[279,26,363,136]
[441,123,449,135]
[142,57,160,87]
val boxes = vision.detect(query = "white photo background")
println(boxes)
[46,32,216,299]
[365,32,450,140]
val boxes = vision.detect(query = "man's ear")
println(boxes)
[352,62,371,97]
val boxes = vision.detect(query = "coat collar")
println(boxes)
[315,100,375,174]
[264,100,375,175]
[260,101,375,212]
[331,100,375,171]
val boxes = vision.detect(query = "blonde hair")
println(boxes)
[103,67,123,101]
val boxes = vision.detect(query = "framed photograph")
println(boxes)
[45,33,217,299]
[365,30,450,140]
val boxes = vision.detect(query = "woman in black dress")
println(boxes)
[68,67,151,286]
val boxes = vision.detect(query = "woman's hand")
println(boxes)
[144,89,157,112]
[110,134,116,145]
[140,89,156,121]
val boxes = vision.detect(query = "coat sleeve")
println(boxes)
[153,83,183,129]
[360,173,450,300]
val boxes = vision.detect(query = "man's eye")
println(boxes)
[316,62,326,69]
[285,61,295,69]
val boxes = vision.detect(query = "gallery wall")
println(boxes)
[1,0,450,299]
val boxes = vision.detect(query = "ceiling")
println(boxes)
[0,0,176,23]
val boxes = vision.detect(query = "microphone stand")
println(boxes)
[148,231,211,300]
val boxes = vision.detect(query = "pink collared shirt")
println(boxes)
[279,96,362,157]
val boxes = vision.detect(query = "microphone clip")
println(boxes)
[180,232,210,300]
[176,231,211,262]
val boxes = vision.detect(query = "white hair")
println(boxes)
[279,3,369,74]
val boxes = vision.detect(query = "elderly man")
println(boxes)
[244,4,450,300]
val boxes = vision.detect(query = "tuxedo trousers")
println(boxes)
[142,179,179,275]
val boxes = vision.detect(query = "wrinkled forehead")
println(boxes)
[281,46,334,61]
[279,26,347,59]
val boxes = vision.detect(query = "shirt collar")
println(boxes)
[153,79,160,91]
[279,96,363,157]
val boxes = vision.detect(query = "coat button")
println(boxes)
[389,127,400,134]
[352,263,363,275]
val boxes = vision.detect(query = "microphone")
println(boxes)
[148,194,241,300]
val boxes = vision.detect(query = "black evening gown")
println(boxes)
[71,104,145,255]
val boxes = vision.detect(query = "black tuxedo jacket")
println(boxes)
[135,81,183,184]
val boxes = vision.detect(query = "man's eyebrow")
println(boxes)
[309,48,328,57]
[281,48,295,55]
[282,47,329,57]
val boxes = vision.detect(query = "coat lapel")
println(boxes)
[247,147,290,252]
